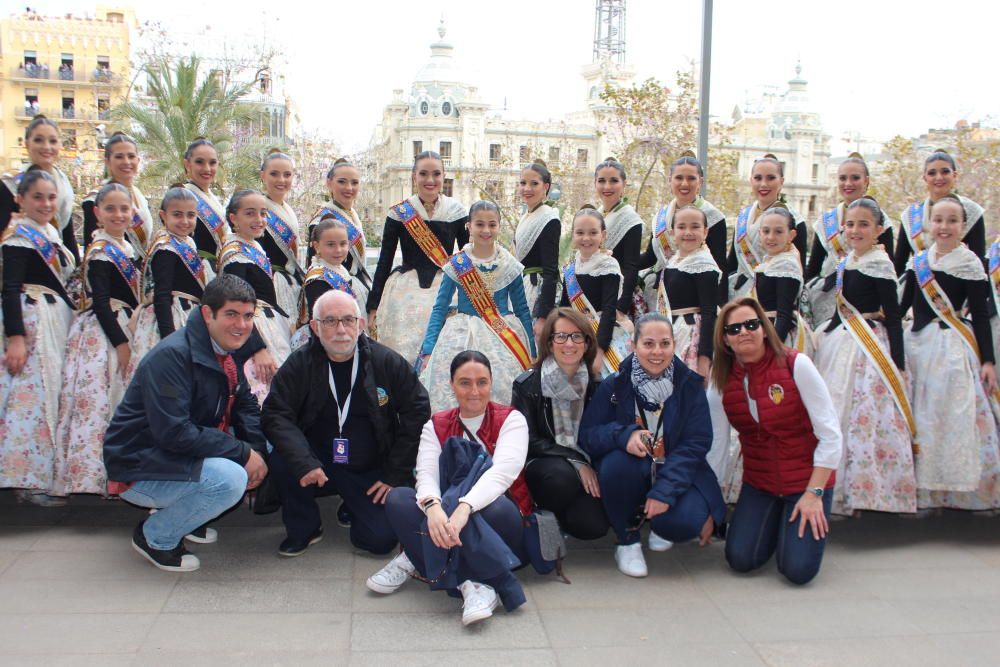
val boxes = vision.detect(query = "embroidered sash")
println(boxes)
[990,238,1000,310]
[564,261,625,374]
[188,187,227,250]
[449,251,531,370]
[734,204,761,277]
[299,265,355,326]
[822,205,847,259]
[391,200,450,268]
[835,257,916,436]
[86,239,140,305]
[264,207,299,263]
[914,249,979,359]
[318,206,366,261]
[905,201,927,254]
[653,201,676,265]
[13,223,63,279]
[220,240,273,278]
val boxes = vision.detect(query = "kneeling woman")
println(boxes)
[579,313,726,578]
[512,308,609,540]
[708,298,842,585]
[368,351,532,626]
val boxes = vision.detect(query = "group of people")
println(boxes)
[1,113,998,626]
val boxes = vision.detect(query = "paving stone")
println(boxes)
[141,612,350,653]
[350,610,549,652]
[0,612,155,655]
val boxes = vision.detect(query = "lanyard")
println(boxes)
[328,353,359,437]
[635,396,666,443]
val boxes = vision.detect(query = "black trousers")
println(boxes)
[524,456,609,540]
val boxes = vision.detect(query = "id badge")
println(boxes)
[333,438,349,464]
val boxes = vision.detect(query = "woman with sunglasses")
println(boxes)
[578,313,726,578]
[369,351,532,627]
[511,308,609,540]
[707,298,842,585]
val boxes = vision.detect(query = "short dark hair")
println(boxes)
[449,350,492,379]
[534,307,597,371]
[201,274,256,315]
[633,312,673,345]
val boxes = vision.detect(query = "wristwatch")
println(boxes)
[809,487,824,498]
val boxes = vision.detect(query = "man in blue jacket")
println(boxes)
[104,275,269,572]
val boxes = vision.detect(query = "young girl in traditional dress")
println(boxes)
[901,196,1000,510]
[0,171,77,506]
[804,154,894,325]
[727,154,807,299]
[290,219,367,349]
[131,187,211,361]
[219,189,291,405]
[52,183,140,497]
[812,197,916,515]
[514,161,561,336]
[649,205,720,379]
[751,207,814,355]
[259,150,304,318]
[366,151,468,360]
[307,159,370,296]
[417,200,535,412]
[595,158,644,318]
[1,116,79,261]
[894,150,987,276]
[82,133,154,261]
[560,206,631,378]
[182,139,228,265]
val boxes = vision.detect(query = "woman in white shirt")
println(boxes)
[366,350,531,626]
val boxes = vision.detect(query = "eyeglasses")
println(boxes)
[316,315,358,329]
[551,332,586,344]
[723,318,762,336]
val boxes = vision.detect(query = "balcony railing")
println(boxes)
[11,66,117,84]
[14,107,107,122]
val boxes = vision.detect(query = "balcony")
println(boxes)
[11,66,119,85]
[14,106,106,122]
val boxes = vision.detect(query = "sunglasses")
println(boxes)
[723,318,762,336]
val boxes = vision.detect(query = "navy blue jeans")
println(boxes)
[597,449,712,546]
[725,482,833,585]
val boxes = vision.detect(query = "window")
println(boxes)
[413,140,423,158]
[809,195,817,215]
[96,56,111,81]
[441,101,452,116]
[62,93,75,119]
[443,178,454,197]
[23,89,39,117]
[489,143,502,165]
[60,54,74,80]
[97,95,111,120]
[486,180,503,199]
[519,145,530,164]
[548,146,560,163]
[577,148,589,168]
[419,100,429,115]
[811,163,819,183]
[439,141,452,165]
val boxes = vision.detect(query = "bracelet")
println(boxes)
[420,498,440,512]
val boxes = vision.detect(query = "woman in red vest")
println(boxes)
[707,297,842,585]
[367,351,532,626]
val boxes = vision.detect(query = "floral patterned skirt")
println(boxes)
[245,304,291,406]
[672,314,701,373]
[0,293,74,490]
[131,295,197,362]
[375,269,442,364]
[51,306,136,496]
[908,323,1000,509]
[419,313,530,413]
[814,321,917,514]
[274,270,302,325]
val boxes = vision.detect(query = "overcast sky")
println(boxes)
[17,0,1000,153]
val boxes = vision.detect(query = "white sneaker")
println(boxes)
[615,543,648,577]
[458,580,499,626]
[366,552,415,594]
[648,531,674,552]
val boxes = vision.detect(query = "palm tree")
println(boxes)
[113,55,260,193]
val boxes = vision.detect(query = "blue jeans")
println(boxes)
[121,457,247,550]
[724,482,833,585]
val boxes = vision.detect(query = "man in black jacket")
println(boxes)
[262,290,430,557]
[104,275,269,572]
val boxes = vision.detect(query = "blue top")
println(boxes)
[419,267,537,357]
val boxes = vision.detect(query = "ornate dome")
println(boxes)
[407,19,475,118]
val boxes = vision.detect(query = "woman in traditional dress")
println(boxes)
[639,152,727,301]
[82,133,154,261]
[595,157,644,318]
[900,195,1000,510]
[218,189,291,405]
[0,171,77,506]
[514,160,561,337]
[894,150,987,277]
[182,139,228,266]
[290,218,367,349]
[417,200,535,413]
[366,151,468,360]
[0,116,79,261]
[131,187,211,361]
[751,207,814,355]
[647,205,720,379]
[259,149,304,318]
[560,206,631,378]
[804,154,894,324]
[306,159,370,295]
[812,197,916,515]
[726,154,807,299]
[53,183,140,497]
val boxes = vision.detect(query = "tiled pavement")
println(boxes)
[1,492,998,666]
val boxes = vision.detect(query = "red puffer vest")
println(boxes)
[431,402,534,516]
[722,347,834,496]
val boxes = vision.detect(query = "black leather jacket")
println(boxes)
[510,366,601,463]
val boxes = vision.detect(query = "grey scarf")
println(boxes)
[540,357,590,457]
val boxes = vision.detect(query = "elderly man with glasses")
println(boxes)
[261,290,430,557]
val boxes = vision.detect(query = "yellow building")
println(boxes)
[0,6,134,185]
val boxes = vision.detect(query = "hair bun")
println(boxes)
[333,157,351,167]
[266,147,284,156]
[579,203,598,212]
[762,152,778,160]
[603,156,618,163]
[848,151,864,160]
[679,149,697,159]
[532,159,547,168]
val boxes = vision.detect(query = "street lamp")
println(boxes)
[698,0,713,198]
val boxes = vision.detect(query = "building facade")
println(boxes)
[0,6,134,182]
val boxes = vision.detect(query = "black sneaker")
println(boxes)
[184,524,219,544]
[278,527,324,557]
[132,520,200,572]
[336,500,353,528]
